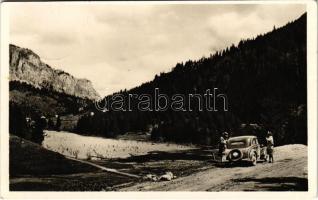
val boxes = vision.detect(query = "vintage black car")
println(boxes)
[223,135,268,165]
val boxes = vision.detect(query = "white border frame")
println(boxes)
[0,1,317,199]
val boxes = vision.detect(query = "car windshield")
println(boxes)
[227,139,249,148]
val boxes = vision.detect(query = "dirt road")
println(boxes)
[120,144,307,191]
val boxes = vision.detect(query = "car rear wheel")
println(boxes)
[229,149,242,162]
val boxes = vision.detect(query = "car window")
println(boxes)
[251,138,256,145]
[227,140,248,148]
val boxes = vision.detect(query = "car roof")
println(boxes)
[228,135,256,141]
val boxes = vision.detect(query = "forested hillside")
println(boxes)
[77,13,307,146]
[9,81,92,139]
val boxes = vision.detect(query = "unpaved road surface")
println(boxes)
[120,144,307,191]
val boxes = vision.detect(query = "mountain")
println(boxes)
[76,13,307,146]
[9,44,100,100]
[9,45,100,138]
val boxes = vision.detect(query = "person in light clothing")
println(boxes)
[266,131,274,163]
[218,132,229,162]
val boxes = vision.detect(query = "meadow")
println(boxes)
[42,131,193,160]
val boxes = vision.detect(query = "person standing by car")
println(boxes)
[55,115,61,131]
[266,131,274,163]
[218,132,229,161]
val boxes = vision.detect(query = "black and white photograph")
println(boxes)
[0,1,317,198]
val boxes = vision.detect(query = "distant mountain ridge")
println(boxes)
[9,44,100,100]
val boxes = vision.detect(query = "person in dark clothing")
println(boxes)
[55,115,61,131]
[32,116,47,144]
[39,116,48,130]
[24,117,33,140]
[48,118,55,130]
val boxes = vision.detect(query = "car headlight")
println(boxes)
[233,152,239,157]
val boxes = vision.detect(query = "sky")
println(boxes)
[9,3,306,96]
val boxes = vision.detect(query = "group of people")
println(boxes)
[23,115,62,144]
[218,131,275,163]
[23,116,48,144]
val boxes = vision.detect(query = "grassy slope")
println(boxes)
[9,135,97,176]
[9,135,137,191]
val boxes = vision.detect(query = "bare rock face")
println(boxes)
[9,44,100,100]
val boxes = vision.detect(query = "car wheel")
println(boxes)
[251,153,257,166]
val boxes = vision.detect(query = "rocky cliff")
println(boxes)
[9,44,100,100]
